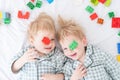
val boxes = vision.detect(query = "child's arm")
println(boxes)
[41,74,64,80]
[11,48,39,73]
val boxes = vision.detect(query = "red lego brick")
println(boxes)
[24,12,30,19]
[90,13,98,20]
[98,0,106,4]
[112,17,120,28]
[18,11,30,19]
[42,37,50,45]
[18,11,23,18]
[31,0,35,2]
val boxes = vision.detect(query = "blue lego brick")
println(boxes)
[47,0,54,4]
[117,43,120,54]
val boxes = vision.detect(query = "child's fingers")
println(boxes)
[34,49,46,57]
[28,48,45,57]
[81,70,87,77]
[26,48,35,53]
[81,68,87,74]
[79,65,85,71]
[76,64,82,70]
[76,64,85,69]
[29,53,39,59]
[40,77,44,80]
[40,75,46,80]
[81,68,87,77]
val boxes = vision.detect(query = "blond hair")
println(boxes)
[57,16,85,42]
[27,12,55,41]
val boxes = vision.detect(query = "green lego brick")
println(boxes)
[4,18,11,24]
[118,31,120,36]
[69,40,78,51]
[90,0,99,6]
[36,0,42,8]
[104,0,111,7]
[85,5,94,13]
[27,2,35,10]
[108,12,115,18]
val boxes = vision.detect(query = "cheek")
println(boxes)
[63,50,69,56]
[34,40,43,47]
[52,43,55,48]
[64,52,68,57]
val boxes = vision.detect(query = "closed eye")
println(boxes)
[51,39,55,41]
[63,48,67,51]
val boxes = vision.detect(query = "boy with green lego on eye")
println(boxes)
[57,16,120,80]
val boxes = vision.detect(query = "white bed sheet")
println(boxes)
[0,0,120,80]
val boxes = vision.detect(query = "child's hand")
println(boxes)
[11,48,45,73]
[40,74,64,80]
[21,48,40,63]
[70,64,87,80]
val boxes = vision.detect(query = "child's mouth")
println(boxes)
[45,47,52,50]
[70,53,77,57]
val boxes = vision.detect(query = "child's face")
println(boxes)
[60,35,87,60]
[31,30,55,54]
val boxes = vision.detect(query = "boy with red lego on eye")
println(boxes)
[57,16,120,80]
[10,13,66,80]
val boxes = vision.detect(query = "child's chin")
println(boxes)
[43,50,52,54]
[69,57,78,60]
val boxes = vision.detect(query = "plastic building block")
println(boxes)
[69,40,78,51]
[27,2,35,10]
[116,55,120,62]
[0,12,11,24]
[98,0,106,4]
[31,0,35,2]
[90,13,98,20]
[47,0,54,4]
[104,0,111,7]
[6,12,11,19]
[0,12,2,19]
[85,6,94,13]
[117,43,120,54]
[18,11,22,18]
[3,12,6,19]
[36,0,42,8]
[42,37,50,45]
[18,11,30,19]
[112,17,120,28]
[97,18,104,24]
[118,31,120,36]
[4,18,11,24]
[24,12,30,19]
[108,12,115,18]
[0,19,2,24]
[90,0,99,6]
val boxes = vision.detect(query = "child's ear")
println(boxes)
[82,37,87,46]
[29,36,34,45]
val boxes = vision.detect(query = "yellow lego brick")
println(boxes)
[116,55,120,62]
[90,0,99,6]
[104,0,111,7]
[0,12,2,19]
